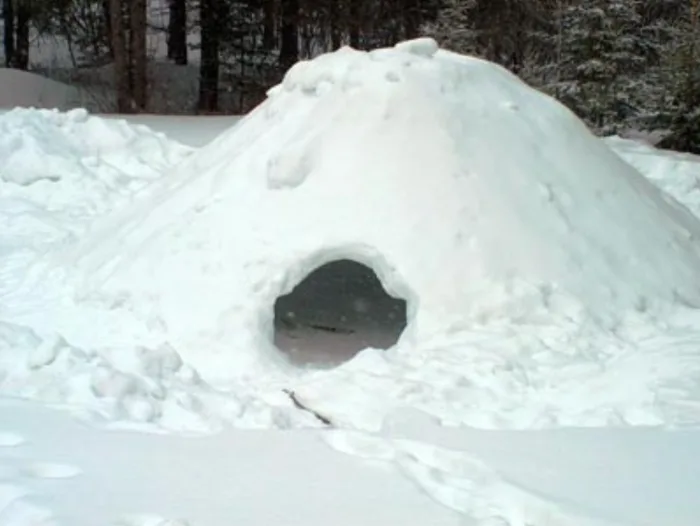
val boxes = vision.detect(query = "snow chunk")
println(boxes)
[266,143,315,189]
[394,37,439,58]
[27,334,67,370]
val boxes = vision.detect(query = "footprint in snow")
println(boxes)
[0,433,25,447]
[0,484,56,525]
[24,462,83,480]
[322,430,396,461]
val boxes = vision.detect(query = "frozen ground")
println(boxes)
[1,39,700,525]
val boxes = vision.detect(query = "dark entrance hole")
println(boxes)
[273,259,408,368]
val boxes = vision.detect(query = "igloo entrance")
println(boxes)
[273,259,408,368]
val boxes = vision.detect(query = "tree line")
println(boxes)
[2,0,699,151]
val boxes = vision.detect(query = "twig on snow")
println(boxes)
[283,389,333,427]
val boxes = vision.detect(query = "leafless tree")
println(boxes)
[109,0,147,112]
[3,0,15,67]
[198,0,223,111]
[167,0,187,64]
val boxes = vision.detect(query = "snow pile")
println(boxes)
[0,108,191,296]
[50,38,700,381]
[606,136,700,219]
[286,307,700,430]
[0,320,318,432]
[0,68,84,110]
[0,39,699,435]
[0,107,191,213]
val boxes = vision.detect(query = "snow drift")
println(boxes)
[606,136,700,220]
[0,68,85,110]
[52,38,700,379]
[0,108,191,297]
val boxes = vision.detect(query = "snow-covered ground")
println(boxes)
[2,399,699,526]
[1,39,700,525]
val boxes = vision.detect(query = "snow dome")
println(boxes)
[64,38,700,380]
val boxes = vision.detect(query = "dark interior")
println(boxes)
[273,259,407,368]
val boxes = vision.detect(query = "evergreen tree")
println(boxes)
[657,0,700,152]
[424,0,479,56]
[551,0,648,133]
[425,0,555,73]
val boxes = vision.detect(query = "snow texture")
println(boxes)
[43,39,700,382]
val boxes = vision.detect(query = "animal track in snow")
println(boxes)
[0,484,56,526]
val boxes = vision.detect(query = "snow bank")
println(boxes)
[0,107,190,211]
[0,320,319,432]
[51,39,700,380]
[606,136,700,219]
[0,108,192,297]
[0,68,85,110]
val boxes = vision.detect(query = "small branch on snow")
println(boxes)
[283,389,333,427]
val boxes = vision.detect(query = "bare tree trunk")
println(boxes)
[198,0,220,112]
[14,0,30,70]
[3,0,14,67]
[692,0,699,53]
[130,0,147,110]
[349,0,360,48]
[279,0,299,70]
[262,0,275,50]
[403,0,419,39]
[329,0,341,49]
[103,0,113,58]
[167,0,187,64]
[110,0,131,112]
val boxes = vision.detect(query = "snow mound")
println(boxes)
[0,107,190,200]
[54,39,700,380]
[0,68,84,110]
[0,320,319,432]
[0,108,191,244]
[0,108,192,297]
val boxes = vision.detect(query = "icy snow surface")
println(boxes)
[1,39,700,526]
